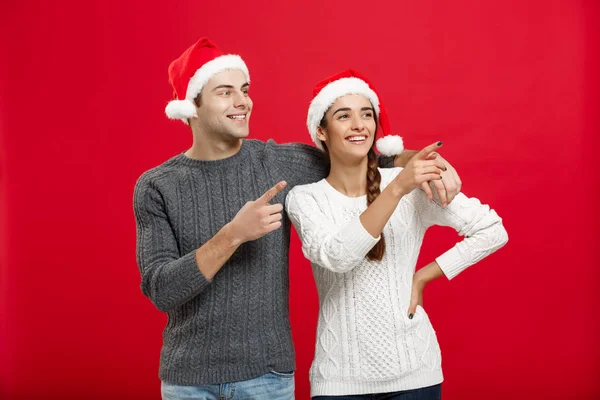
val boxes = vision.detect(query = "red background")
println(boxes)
[1,1,599,399]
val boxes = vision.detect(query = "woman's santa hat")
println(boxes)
[165,37,250,123]
[306,69,404,156]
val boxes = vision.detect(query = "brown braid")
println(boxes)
[366,147,385,261]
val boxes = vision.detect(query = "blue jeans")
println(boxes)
[312,384,442,400]
[161,371,295,400]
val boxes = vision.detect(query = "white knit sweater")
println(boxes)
[286,167,508,397]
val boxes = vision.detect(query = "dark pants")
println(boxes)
[313,384,442,400]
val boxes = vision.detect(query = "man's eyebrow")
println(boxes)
[211,85,235,91]
[211,83,250,91]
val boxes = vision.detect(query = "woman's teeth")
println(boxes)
[347,136,366,142]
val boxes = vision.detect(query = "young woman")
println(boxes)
[286,70,508,399]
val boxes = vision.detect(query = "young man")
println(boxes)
[134,37,462,400]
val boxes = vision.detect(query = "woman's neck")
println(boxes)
[326,155,369,197]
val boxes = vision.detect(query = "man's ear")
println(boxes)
[193,92,202,108]
[187,93,202,125]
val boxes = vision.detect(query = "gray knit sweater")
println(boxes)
[133,139,394,385]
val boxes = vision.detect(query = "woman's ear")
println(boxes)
[316,125,327,143]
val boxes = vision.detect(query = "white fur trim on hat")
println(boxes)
[185,54,249,101]
[165,54,250,122]
[307,78,380,150]
[376,135,404,156]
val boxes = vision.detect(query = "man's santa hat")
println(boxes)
[307,69,404,156]
[165,37,250,123]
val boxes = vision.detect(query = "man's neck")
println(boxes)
[326,156,368,197]
[184,129,243,161]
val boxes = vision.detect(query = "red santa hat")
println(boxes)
[306,69,404,156]
[165,37,250,123]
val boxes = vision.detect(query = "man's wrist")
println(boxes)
[394,150,418,168]
[222,222,244,247]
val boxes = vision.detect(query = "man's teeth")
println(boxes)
[348,136,366,142]
[228,115,246,120]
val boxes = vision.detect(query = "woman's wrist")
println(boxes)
[415,262,444,285]
[389,177,410,199]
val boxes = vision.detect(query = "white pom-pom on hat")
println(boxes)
[376,135,404,156]
[165,99,198,121]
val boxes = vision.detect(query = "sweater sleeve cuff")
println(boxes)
[180,250,212,287]
[340,217,380,259]
[435,247,470,280]
[377,155,396,168]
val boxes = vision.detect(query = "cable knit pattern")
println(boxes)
[134,139,329,385]
[286,167,508,397]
